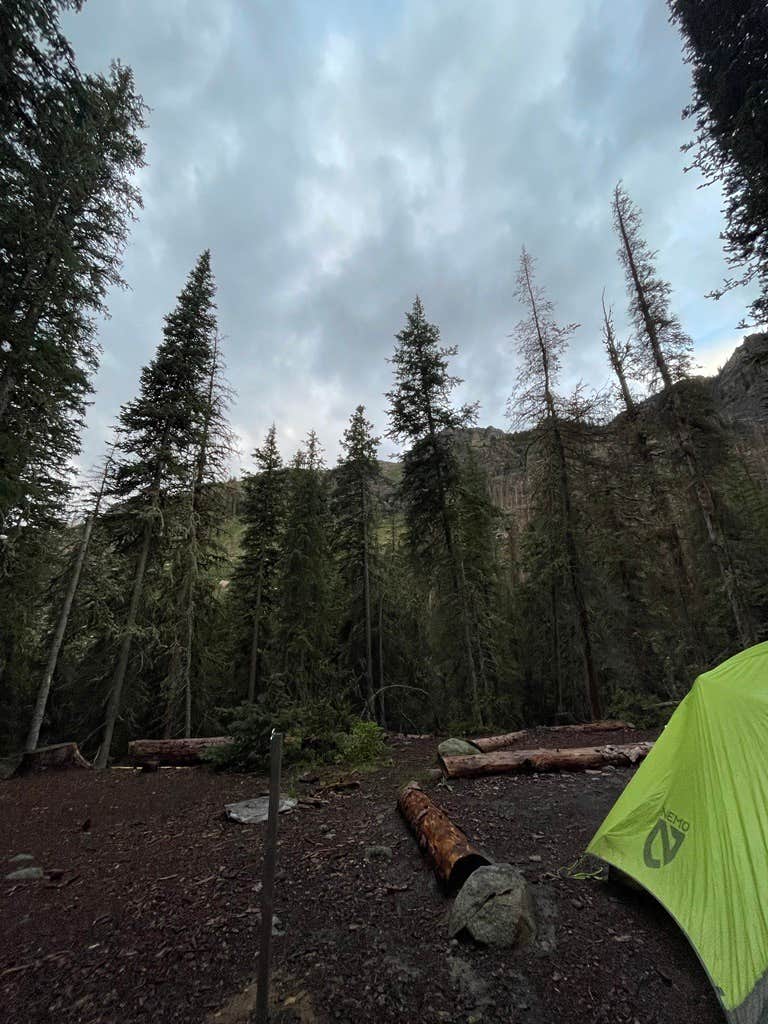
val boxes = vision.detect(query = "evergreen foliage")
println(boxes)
[229,424,286,703]
[332,406,381,719]
[668,0,768,324]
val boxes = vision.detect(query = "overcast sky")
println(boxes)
[64,0,760,471]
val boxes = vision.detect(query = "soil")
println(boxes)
[0,727,723,1024]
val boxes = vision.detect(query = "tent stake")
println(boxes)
[255,730,282,1024]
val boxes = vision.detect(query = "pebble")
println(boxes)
[6,866,44,881]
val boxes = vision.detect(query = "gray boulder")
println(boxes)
[225,796,297,824]
[448,864,536,947]
[438,738,480,757]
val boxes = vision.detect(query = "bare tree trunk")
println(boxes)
[183,572,195,739]
[377,592,387,729]
[552,416,602,720]
[551,577,563,719]
[25,452,113,752]
[362,484,376,720]
[247,572,262,703]
[94,518,153,769]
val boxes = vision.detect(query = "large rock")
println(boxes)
[438,738,480,758]
[448,864,536,947]
[225,796,297,824]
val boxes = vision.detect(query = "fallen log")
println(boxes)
[469,720,633,753]
[470,730,529,753]
[22,743,92,771]
[544,719,633,733]
[441,741,653,779]
[397,780,491,891]
[469,720,635,753]
[127,737,232,766]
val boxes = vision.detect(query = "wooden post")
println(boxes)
[255,730,283,1024]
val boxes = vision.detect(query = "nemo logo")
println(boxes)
[643,816,687,868]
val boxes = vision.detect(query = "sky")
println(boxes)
[63,0,761,472]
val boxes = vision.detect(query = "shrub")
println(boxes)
[336,719,386,767]
[205,698,385,773]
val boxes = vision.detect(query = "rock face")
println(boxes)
[448,864,536,947]
[224,796,297,824]
[713,333,768,425]
[437,738,480,758]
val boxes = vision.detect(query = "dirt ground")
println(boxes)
[0,727,723,1024]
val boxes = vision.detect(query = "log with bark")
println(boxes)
[544,719,633,733]
[127,737,232,767]
[397,780,491,891]
[441,741,653,779]
[470,730,529,753]
[469,720,633,753]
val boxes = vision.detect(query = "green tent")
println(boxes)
[588,642,768,1024]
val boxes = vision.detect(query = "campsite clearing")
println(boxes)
[0,727,721,1024]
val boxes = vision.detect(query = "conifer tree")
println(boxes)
[163,333,234,737]
[668,0,768,324]
[386,297,484,725]
[0,41,145,537]
[274,432,334,702]
[333,406,381,719]
[508,248,602,719]
[95,252,218,767]
[601,294,700,650]
[612,184,755,647]
[230,424,286,703]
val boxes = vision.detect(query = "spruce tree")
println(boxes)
[230,424,286,703]
[95,251,218,767]
[274,431,335,703]
[386,297,484,725]
[162,333,234,737]
[612,184,755,647]
[668,0,768,324]
[333,406,381,719]
[508,248,602,720]
[0,47,145,537]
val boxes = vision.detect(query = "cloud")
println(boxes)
[63,0,761,474]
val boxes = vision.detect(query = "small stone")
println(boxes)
[364,845,393,862]
[224,796,297,824]
[528,855,542,863]
[9,854,34,863]
[271,916,284,936]
[6,866,44,881]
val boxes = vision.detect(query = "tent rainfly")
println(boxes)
[588,642,768,1024]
